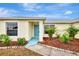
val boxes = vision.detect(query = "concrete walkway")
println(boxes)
[26,43,79,56]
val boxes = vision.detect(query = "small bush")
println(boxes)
[46,27,56,40]
[0,34,11,45]
[18,38,26,45]
[59,33,70,43]
[67,26,79,39]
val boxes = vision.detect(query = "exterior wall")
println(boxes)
[1,20,19,41]
[55,24,71,31]
[0,20,30,41]
[0,20,44,41]
[44,23,71,37]
[39,21,44,42]
[18,21,30,41]
[73,23,79,29]
[0,21,6,34]
[1,19,79,41]
[43,22,79,39]
[73,23,79,39]
[29,22,34,39]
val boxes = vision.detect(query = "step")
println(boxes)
[25,37,39,48]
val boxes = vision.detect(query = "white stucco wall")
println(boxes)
[1,19,79,41]
[39,21,44,42]
[55,24,71,31]
[29,22,34,39]
[73,23,79,29]
[0,20,30,41]
[2,20,19,41]
[18,21,30,41]
[43,23,71,37]
[0,21,6,35]
[0,20,44,41]
[43,22,79,39]
[72,23,79,39]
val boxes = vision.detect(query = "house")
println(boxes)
[0,17,45,42]
[0,17,79,44]
[44,19,79,39]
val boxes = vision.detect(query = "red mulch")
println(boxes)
[41,37,79,52]
[0,41,27,47]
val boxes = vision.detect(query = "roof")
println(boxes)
[45,19,79,24]
[0,17,79,24]
[0,17,46,20]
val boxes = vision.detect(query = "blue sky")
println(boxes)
[0,3,79,20]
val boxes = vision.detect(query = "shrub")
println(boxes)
[0,34,11,45]
[67,26,79,39]
[18,38,26,45]
[46,27,56,40]
[59,33,70,43]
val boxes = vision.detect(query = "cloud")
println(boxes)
[44,3,71,11]
[19,3,73,19]
[64,10,72,15]
[21,3,41,11]
[0,8,18,17]
[58,3,71,7]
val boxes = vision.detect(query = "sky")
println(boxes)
[0,3,79,20]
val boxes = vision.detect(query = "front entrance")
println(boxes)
[34,25,39,38]
[25,24,39,47]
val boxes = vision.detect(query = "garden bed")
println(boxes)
[0,41,27,47]
[41,37,79,53]
[0,48,42,56]
[0,41,42,56]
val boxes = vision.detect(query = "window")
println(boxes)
[50,25,54,28]
[44,24,55,34]
[6,22,18,36]
[44,25,49,34]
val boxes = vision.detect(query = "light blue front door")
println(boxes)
[34,25,39,37]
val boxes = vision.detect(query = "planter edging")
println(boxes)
[0,46,24,49]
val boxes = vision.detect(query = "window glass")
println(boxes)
[6,22,18,36]
[44,24,55,34]
[44,25,49,34]
[50,25,55,28]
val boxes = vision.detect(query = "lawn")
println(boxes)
[0,48,42,56]
[41,37,79,53]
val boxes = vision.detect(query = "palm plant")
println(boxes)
[18,38,26,45]
[46,27,56,40]
[59,33,70,43]
[67,26,79,39]
[0,34,11,45]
